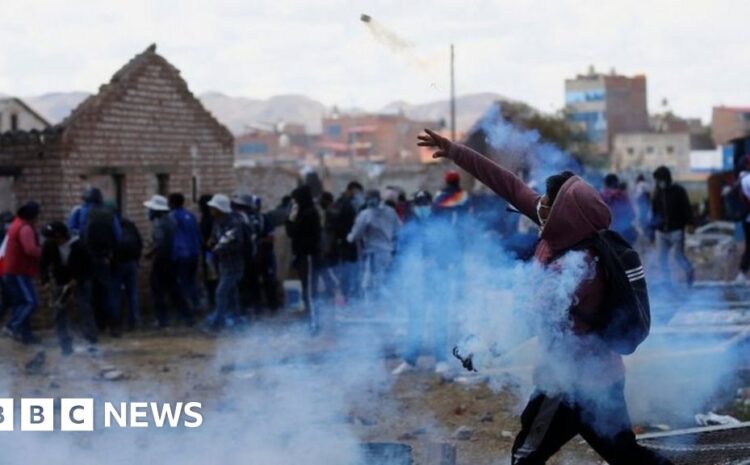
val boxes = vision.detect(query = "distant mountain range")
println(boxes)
[8,91,507,135]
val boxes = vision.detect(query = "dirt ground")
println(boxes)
[0,314,607,465]
[0,240,742,464]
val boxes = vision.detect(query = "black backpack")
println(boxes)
[577,230,651,355]
[723,178,749,221]
[116,219,143,263]
[83,206,116,259]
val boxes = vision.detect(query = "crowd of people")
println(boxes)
[0,145,714,359]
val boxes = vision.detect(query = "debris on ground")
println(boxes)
[24,351,46,375]
[452,425,474,440]
[99,367,128,381]
[695,412,741,426]
[479,412,494,423]
[500,430,514,439]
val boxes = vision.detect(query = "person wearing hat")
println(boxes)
[231,194,262,315]
[40,221,96,354]
[143,195,181,327]
[3,201,42,344]
[205,194,245,330]
[433,170,471,222]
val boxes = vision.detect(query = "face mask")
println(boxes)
[365,197,380,209]
[657,180,668,189]
[352,193,365,210]
[414,206,432,219]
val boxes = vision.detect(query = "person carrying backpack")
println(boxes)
[113,213,143,330]
[72,191,122,336]
[418,129,672,465]
[169,193,202,321]
[144,195,184,328]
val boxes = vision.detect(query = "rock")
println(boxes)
[100,368,127,381]
[220,363,236,374]
[452,425,474,440]
[453,405,468,416]
[24,351,46,374]
[480,412,494,423]
[49,380,61,389]
[162,366,170,373]
[398,428,426,440]
[501,430,514,439]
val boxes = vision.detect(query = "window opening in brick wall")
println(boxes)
[113,174,125,213]
[10,114,18,131]
[156,173,170,197]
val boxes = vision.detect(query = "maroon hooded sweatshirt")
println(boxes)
[448,143,624,391]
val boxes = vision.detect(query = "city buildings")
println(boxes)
[565,66,650,154]
[711,106,750,146]
[0,98,49,133]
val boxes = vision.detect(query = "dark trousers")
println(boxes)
[741,222,750,273]
[512,383,673,465]
[151,257,192,327]
[113,261,140,329]
[4,274,38,341]
[295,254,319,334]
[54,281,98,351]
[174,257,199,319]
[91,257,117,331]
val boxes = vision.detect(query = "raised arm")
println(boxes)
[418,129,540,221]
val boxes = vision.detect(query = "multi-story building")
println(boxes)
[318,111,441,166]
[0,98,49,132]
[565,67,650,154]
[611,132,691,178]
[711,106,750,146]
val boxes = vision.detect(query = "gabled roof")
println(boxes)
[60,44,233,143]
[0,97,51,127]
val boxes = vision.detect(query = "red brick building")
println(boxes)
[0,44,235,233]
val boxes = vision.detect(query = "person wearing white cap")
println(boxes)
[204,194,245,330]
[143,195,178,328]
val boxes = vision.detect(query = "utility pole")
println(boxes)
[450,44,456,142]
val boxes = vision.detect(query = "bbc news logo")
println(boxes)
[0,399,203,431]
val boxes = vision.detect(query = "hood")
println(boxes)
[291,185,314,208]
[541,176,611,252]
[653,166,673,186]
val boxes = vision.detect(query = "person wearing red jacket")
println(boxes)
[3,201,43,344]
[418,129,672,465]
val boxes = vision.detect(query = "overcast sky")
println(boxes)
[0,0,747,120]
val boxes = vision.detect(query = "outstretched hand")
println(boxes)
[417,128,452,159]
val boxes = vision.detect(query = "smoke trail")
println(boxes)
[360,16,432,71]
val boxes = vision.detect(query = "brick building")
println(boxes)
[0,44,235,233]
[565,67,650,154]
[711,106,750,146]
